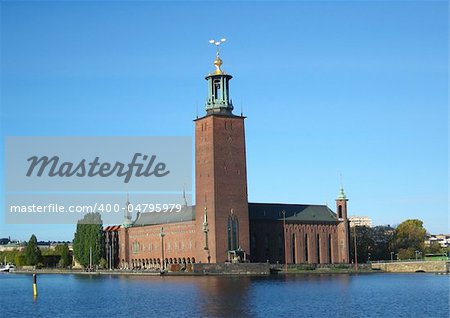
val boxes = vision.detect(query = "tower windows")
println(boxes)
[213,79,222,100]
[338,205,343,219]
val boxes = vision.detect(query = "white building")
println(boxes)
[425,234,450,248]
[348,216,372,227]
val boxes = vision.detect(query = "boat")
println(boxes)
[0,264,16,272]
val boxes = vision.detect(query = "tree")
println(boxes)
[73,212,104,267]
[425,242,443,254]
[99,258,107,269]
[24,234,42,266]
[349,225,395,263]
[393,219,426,258]
[55,244,70,268]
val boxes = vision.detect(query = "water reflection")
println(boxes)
[196,276,253,317]
[1,273,448,317]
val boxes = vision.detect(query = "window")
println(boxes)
[328,234,332,264]
[292,233,297,264]
[227,215,239,251]
[278,234,283,258]
[305,234,309,262]
[338,205,343,219]
[132,241,139,254]
[213,79,222,100]
[265,234,270,257]
[317,234,321,264]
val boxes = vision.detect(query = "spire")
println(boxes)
[209,38,226,75]
[123,193,133,228]
[205,38,234,115]
[182,188,188,207]
[336,187,347,200]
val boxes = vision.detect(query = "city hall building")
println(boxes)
[114,49,350,269]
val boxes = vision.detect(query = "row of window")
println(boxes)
[251,232,334,264]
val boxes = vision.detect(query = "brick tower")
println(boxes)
[336,187,350,263]
[194,42,249,263]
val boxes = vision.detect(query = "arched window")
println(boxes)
[305,234,309,262]
[317,234,321,264]
[227,215,239,251]
[328,234,332,264]
[338,205,343,219]
[292,233,297,264]
[251,232,257,258]
[278,234,283,258]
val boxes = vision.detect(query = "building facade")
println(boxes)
[349,216,373,228]
[116,49,350,269]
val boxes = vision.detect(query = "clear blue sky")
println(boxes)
[1,1,448,241]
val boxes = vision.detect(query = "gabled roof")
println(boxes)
[132,205,196,226]
[248,202,338,223]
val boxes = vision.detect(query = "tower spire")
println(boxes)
[205,38,234,115]
[209,38,226,75]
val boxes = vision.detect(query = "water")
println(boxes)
[0,273,448,317]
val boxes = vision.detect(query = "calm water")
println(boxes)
[0,273,448,317]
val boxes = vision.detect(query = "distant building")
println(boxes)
[425,234,450,248]
[0,237,10,245]
[349,216,372,228]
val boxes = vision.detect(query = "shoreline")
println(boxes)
[8,268,378,276]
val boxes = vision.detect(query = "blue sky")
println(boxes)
[0,1,448,241]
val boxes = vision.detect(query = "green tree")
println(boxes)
[99,258,107,269]
[55,244,70,268]
[349,225,395,263]
[425,242,443,254]
[24,234,42,266]
[393,219,426,257]
[73,212,104,267]
[14,253,26,266]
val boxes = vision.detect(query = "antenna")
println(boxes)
[339,172,344,188]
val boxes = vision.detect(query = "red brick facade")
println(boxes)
[194,115,250,263]
[250,221,341,264]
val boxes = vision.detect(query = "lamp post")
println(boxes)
[390,251,394,262]
[282,210,287,273]
[203,208,210,263]
[415,250,420,261]
[353,226,358,271]
[160,227,165,271]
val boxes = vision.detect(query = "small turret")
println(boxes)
[122,193,133,228]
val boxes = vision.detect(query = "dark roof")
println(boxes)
[131,202,337,226]
[133,205,196,226]
[248,202,338,223]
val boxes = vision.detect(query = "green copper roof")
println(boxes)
[336,187,347,200]
[248,203,338,223]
